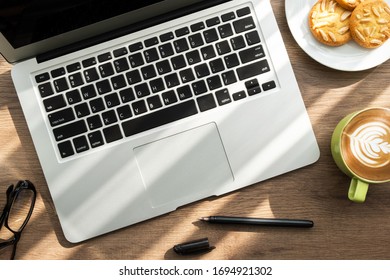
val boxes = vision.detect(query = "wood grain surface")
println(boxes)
[1,0,390,260]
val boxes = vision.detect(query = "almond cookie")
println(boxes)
[309,0,352,46]
[350,0,390,48]
[335,0,365,11]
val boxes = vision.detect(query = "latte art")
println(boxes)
[341,108,390,182]
[348,122,390,168]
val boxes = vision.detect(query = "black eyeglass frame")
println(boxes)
[0,180,36,260]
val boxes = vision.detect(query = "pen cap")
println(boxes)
[173,237,215,255]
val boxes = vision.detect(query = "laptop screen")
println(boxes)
[0,0,212,63]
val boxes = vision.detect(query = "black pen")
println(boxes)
[199,216,314,228]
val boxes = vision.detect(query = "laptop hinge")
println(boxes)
[36,0,230,63]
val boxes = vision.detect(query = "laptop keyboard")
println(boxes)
[34,5,277,160]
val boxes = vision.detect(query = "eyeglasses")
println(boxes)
[0,180,36,260]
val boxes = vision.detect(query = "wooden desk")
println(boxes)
[1,1,390,260]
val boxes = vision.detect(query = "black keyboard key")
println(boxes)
[122,100,198,137]
[87,115,103,130]
[237,7,251,17]
[179,68,195,84]
[224,53,240,68]
[177,85,193,100]
[239,45,265,64]
[53,120,87,141]
[44,95,67,112]
[129,42,143,52]
[58,141,74,158]
[53,77,69,93]
[144,48,159,63]
[173,38,189,53]
[207,75,222,91]
[98,52,112,62]
[99,63,115,77]
[197,93,216,112]
[89,98,105,113]
[216,89,232,106]
[200,45,216,60]
[69,72,84,87]
[73,135,89,153]
[156,60,172,75]
[203,28,219,43]
[75,103,90,118]
[51,67,66,78]
[245,30,261,45]
[185,50,201,65]
[147,95,163,110]
[144,37,159,47]
[84,68,100,83]
[262,80,276,91]
[35,72,50,83]
[221,12,236,22]
[129,53,144,68]
[188,33,204,48]
[247,86,262,96]
[231,35,246,50]
[125,70,142,85]
[149,78,165,93]
[159,43,174,58]
[80,84,97,100]
[113,47,128,57]
[66,89,82,105]
[82,57,97,68]
[190,22,205,32]
[104,92,120,108]
[132,100,148,115]
[160,32,174,42]
[38,82,54,98]
[222,70,237,85]
[134,83,150,98]
[206,17,220,27]
[162,90,178,105]
[218,24,234,38]
[117,105,132,120]
[175,27,190,37]
[113,58,130,73]
[48,108,75,127]
[164,73,180,88]
[67,62,81,73]
[103,124,123,143]
[141,65,157,80]
[102,110,118,125]
[194,63,210,79]
[88,131,104,148]
[119,88,135,103]
[233,90,247,101]
[237,59,270,80]
[111,74,127,90]
[171,55,187,70]
[96,79,112,95]
[216,40,231,55]
[209,58,225,73]
[192,80,208,95]
[233,16,256,33]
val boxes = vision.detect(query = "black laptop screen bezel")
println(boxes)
[0,0,213,63]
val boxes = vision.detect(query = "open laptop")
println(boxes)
[0,0,320,243]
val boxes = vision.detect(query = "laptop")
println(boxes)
[1,0,320,243]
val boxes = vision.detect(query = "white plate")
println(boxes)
[285,0,390,71]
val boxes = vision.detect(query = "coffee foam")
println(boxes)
[341,109,390,182]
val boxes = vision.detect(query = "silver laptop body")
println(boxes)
[1,0,320,242]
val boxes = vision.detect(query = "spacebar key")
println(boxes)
[122,100,198,137]
[237,59,270,81]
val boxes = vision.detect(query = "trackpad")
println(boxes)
[134,123,234,208]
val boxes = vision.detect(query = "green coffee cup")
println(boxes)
[331,108,390,203]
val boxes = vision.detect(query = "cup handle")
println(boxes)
[348,178,369,203]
